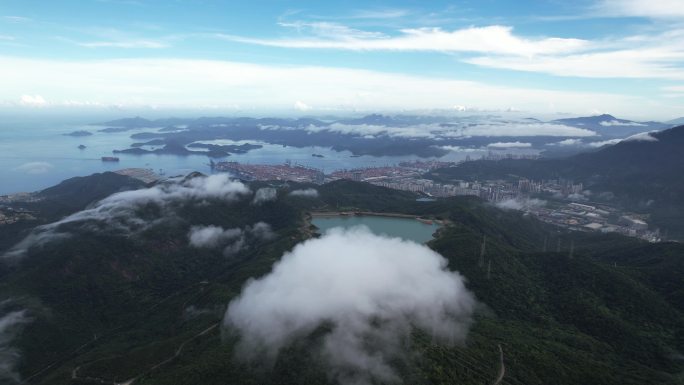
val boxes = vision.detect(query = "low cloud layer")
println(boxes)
[188,222,274,257]
[188,225,242,248]
[2,173,250,259]
[288,188,319,198]
[224,226,475,385]
[623,131,658,142]
[0,301,30,384]
[496,197,547,211]
[252,187,277,204]
[270,120,598,140]
[599,119,646,127]
[487,141,532,148]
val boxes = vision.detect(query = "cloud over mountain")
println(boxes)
[224,226,475,385]
[2,174,250,259]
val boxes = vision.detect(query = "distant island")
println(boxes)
[63,130,93,137]
[95,113,674,159]
[113,141,262,158]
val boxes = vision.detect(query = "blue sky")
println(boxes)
[1,0,683,119]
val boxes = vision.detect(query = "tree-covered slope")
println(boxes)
[0,176,682,385]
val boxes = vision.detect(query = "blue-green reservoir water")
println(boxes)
[311,215,441,243]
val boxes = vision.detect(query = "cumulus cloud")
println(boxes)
[224,226,475,385]
[252,187,277,205]
[188,222,274,257]
[0,303,30,384]
[2,173,250,259]
[247,221,275,241]
[487,141,532,148]
[288,188,319,198]
[13,162,53,174]
[188,225,242,248]
[496,198,546,211]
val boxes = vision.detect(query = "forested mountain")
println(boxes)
[0,175,682,384]
[428,125,684,239]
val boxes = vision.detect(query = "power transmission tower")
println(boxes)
[556,238,561,253]
[543,235,547,252]
[568,240,574,259]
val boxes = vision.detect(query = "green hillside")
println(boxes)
[0,177,682,385]
[427,125,684,239]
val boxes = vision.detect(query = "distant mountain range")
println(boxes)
[551,114,670,138]
[92,113,678,159]
[667,116,684,125]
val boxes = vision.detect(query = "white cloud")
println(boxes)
[293,100,312,111]
[218,19,684,83]
[350,8,410,19]
[592,0,684,19]
[2,173,250,259]
[306,122,437,138]
[14,161,53,174]
[0,35,14,41]
[588,138,622,147]
[0,56,674,117]
[486,141,532,148]
[555,138,583,146]
[288,188,319,198]
[222,24,589,56]
[496,198,546,211]
[188,222,274,256]
[0,307,31,383]
[278,21,387,40]
[586,131,658,147]
[252,187,277,204]
[224,226,475,385]
[599,119,646,126]
[247,221,275,241]
[295,121,597,139]
[454,122,596,137]
[623,131,658,142]
[188,225,243,248]
[466,47,684,80]
[19,95,47,107]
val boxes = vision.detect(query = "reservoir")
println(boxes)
[311,215,441,243]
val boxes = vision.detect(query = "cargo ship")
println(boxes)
[101,156,120,162]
